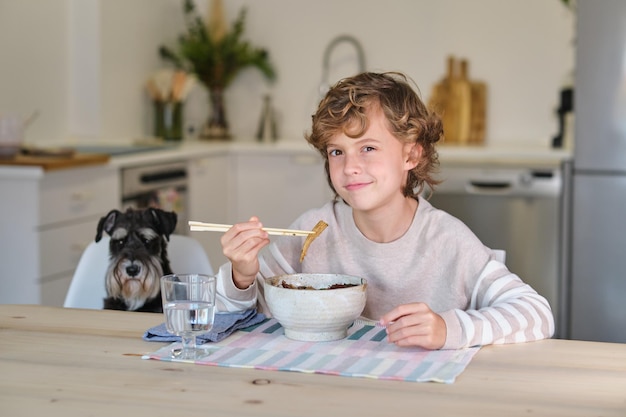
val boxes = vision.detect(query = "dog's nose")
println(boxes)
[125,264,141,277]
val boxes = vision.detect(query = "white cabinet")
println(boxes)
[0,164,119,306]
[0,143,332,306]
[232,151,333,228]
[188,153,232,269]
[187,148,332,272]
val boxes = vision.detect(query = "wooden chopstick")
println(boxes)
[188,221,315,237]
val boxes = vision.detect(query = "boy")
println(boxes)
[215,72,554,350]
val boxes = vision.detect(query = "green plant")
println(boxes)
[159,0,276,90]
[158,0,276,139]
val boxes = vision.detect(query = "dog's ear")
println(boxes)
[147,208,178,241]
[95,209,122,242]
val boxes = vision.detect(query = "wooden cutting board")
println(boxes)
[428,56,486,145]
[0,153,110,171]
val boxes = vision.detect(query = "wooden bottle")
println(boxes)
[429,56,487,145]
[452,59,472,144]
[461,59,487,145]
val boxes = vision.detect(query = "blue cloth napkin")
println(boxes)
[143,309,266,344]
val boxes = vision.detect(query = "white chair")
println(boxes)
[63,234,214,309]
[493,249,506,264]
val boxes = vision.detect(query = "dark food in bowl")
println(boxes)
[279,281,358,290]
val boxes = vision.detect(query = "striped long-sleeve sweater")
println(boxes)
[216,196,555,349]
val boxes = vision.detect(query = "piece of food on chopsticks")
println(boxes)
[299,220,328,262]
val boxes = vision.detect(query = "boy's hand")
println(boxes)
[220,216,270,289]
[379,303,447,350]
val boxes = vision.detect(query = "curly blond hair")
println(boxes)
[305,71,443,198]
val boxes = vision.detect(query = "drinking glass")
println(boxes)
[161,273,217,360]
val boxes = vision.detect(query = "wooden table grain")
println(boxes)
[1,304,625,417]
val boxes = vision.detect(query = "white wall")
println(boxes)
[0,0,574,147]
[0,0,70,143]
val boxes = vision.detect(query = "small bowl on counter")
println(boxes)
[0,115,23,159]
[263,273,367,342]
[0,112,40,159]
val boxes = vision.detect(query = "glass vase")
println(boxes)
[154,101,183,142]
[201,87,231,140]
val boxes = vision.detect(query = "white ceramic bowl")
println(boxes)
[263,273,367,342]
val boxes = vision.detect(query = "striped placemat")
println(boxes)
[142,318,480,383]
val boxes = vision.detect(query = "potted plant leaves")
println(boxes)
[159,0,276,139]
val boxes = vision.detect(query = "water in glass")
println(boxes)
[160,273,216,360]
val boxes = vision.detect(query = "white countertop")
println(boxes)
[105,140,321,168]
[0,139,573,179]
[109,140,573,168]
[437,144,572,167]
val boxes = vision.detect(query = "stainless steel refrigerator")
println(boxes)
[568,0,626,343]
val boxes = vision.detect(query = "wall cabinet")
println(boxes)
[0,165,119,306]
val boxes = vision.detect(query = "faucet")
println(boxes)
[319,34,366,97]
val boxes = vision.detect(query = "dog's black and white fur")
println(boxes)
[95,207,177,313]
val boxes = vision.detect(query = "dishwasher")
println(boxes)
[425,163,565,337]
[121,161,189,236]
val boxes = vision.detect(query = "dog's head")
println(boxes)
[96,207,177,312]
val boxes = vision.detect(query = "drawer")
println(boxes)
[39,165,119,226]
[39,220,101,278]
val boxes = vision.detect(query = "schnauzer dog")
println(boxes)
[95,207,177,313]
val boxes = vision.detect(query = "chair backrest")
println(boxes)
[493,249,506,264]
[63,234,214,309]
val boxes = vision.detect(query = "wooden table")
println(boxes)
[1,305,625,417]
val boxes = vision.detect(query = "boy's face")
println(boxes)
[326,106,419,213]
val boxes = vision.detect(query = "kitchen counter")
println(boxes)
[106,140,321,168]
[110,141,573,168]
[0,140,573,178]
[0,140,573,307]
[437,145,572,168]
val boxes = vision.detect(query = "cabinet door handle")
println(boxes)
[466,181,513,195]
[193,159,209,168]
